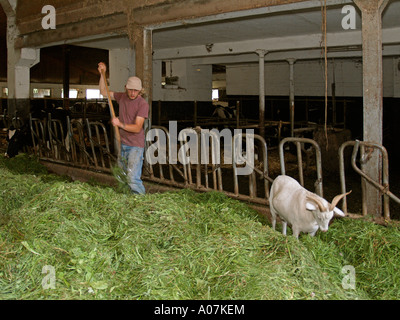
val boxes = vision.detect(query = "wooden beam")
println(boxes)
[132,0,321,26]
[16,13,127,49]
[16,1,125,35]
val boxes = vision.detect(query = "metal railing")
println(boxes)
[144,126,270,205]
[30,113,114,172]
[339,140,400,220]
[25,112,400,219]
[48,113,69,161]
[30,115,51,159]
[68,117,91,166]
[278,137,323,197]
[86,119,116,170]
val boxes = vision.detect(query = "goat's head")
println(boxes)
[305,191,351,232]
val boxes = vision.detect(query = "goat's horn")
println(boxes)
[329,190,352,211]
[306,194,326,212]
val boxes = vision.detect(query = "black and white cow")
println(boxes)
[5,123,32,158]
[212,104,236,119]
[5,106,71,158]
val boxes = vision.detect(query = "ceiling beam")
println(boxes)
[14,0,355,50]
[16,0,126,36]
[153,27,400,60]
[0,0,16,17]
[16,13,127,49]
[134,0,353,29]
[190,44,400,66]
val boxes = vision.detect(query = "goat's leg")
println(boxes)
[270,207,277,230]
[309,230,317,237]
[282,221,287,236]
[292,227,300,239]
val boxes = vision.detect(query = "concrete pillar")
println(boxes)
[9,48,40,98]
[394,57,400,98]
[256,49,267,139]
[130,25,153,126]
[287,58,296,137]
[353,0,389,217]
[8,50,40,121]
[63,45,70,108]
[2,0,40,121]
[109,48,135,92]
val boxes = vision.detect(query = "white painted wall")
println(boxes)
[0,82,103,99]
[2,57,398,101]
[226,57,399,98]
[153,59,212,101]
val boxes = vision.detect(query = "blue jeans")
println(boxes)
[119,144,145,195]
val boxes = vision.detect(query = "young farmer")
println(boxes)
[98,62,149,194]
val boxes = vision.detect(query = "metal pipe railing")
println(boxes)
[86,119,115,170]
[47,113,70,161]
[339,140,400,220]
[278,137,323,197]
[30,112,114,172]
[30,114,50,159]
[67,117,91,166]
[29,109,400,218]
[146,125,270,205]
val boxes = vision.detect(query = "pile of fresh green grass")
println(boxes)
[1,154,399,300]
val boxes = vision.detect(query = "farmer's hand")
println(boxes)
[98,62,107,74]
[111,117,121,128]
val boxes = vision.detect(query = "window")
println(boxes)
[33,88,51,98]
[212,89,219,101]
[69,89,78,99]
[61,89,78,99]
[86,89,103,99]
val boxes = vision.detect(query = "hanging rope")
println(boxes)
[321,0,329,149]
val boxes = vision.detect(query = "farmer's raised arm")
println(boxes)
[98,62,114,99]
[112,116,145,133]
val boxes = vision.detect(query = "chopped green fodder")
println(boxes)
[1,154,399,300]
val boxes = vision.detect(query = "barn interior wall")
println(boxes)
[0,81,108,99]
[2,56,398,102]
[152,59,212,102]
[393,57,400,98]
[226,57,399,98]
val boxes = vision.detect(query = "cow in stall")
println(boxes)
[212,102,236,119]
[5,105,71,158]
[5,123,31,158]
[210,102,237,132]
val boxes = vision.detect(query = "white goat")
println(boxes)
[269,175,350,239]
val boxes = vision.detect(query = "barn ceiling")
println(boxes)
[153,6,348,50]
[68,0,400,63]
[1,0,400,83]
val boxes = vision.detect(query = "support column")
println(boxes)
[354,0,389,217]
[130,24,153,127]
[394,57,400,98]
[287,58,296,137]
[256,49,267,139]
[109,48,135,92]
[2,0,40,121]
[63,45,70,109]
